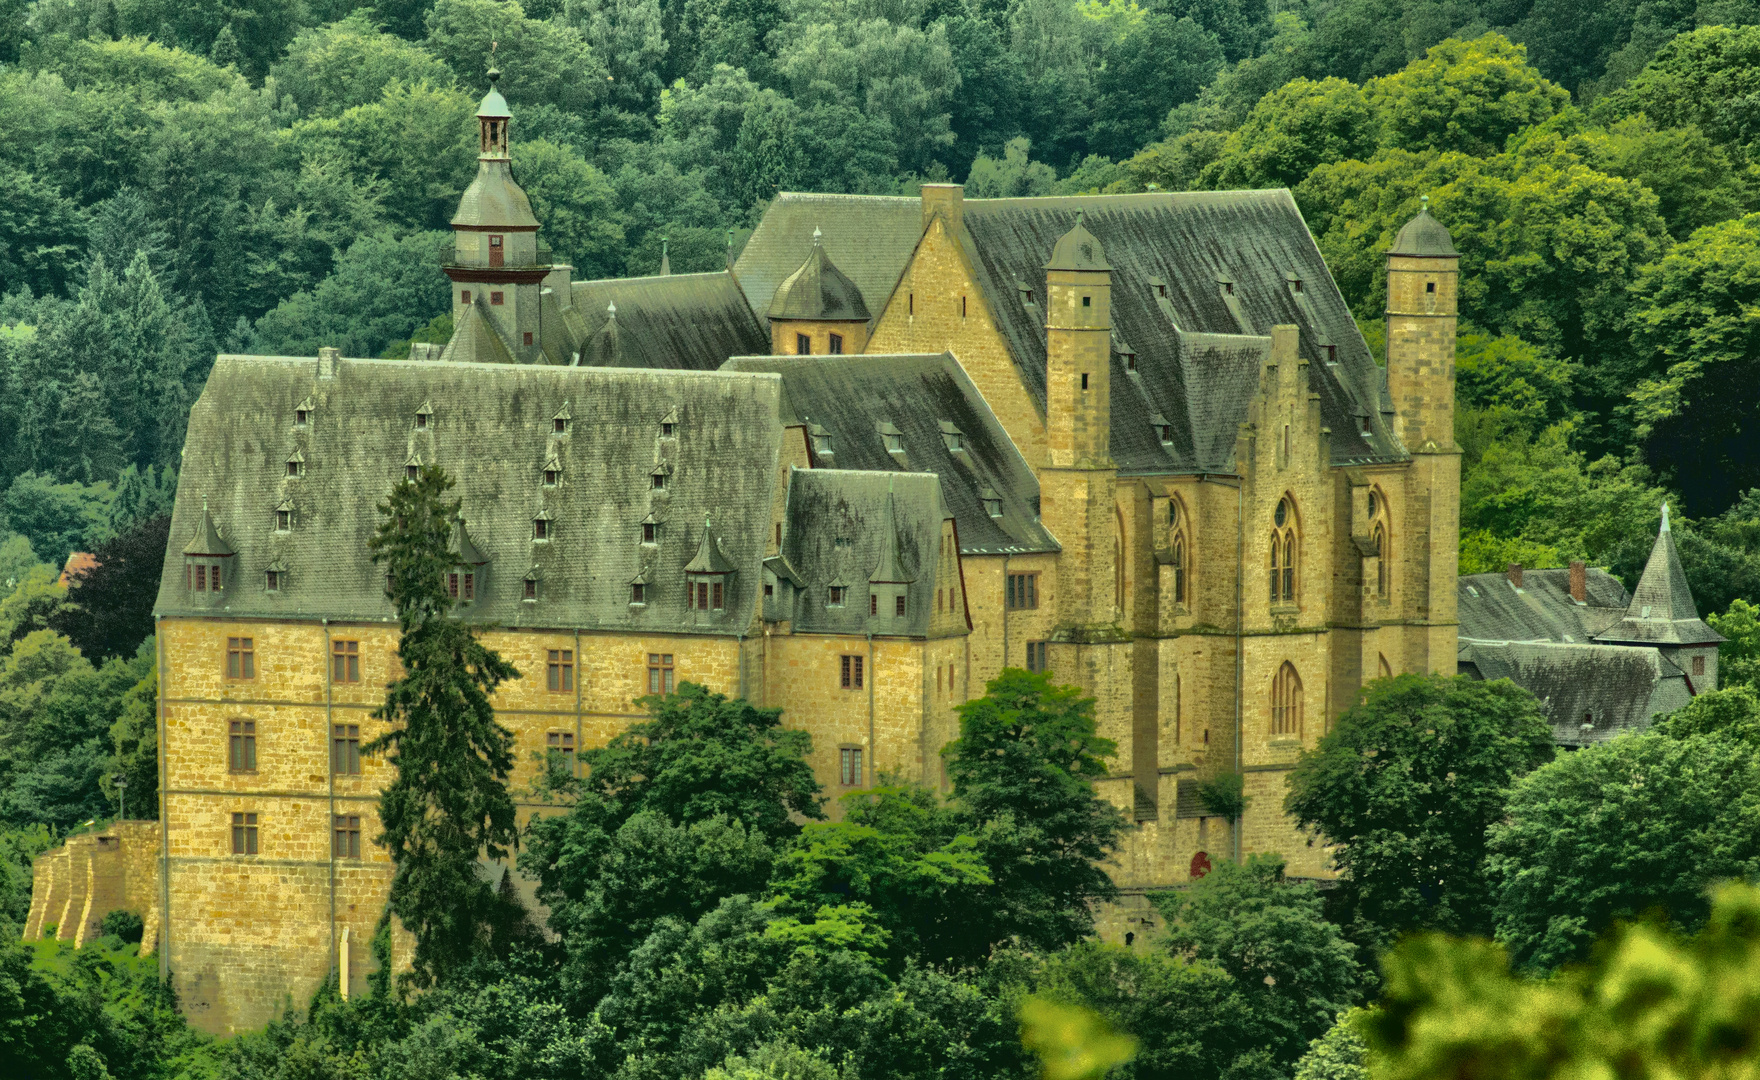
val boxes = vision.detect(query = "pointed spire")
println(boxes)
[1593,506,1722,646]
[659,236,671,276]
[453,516,490,566]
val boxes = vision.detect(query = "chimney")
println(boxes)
[1506,562,1523,588]
[1570,560,1587,603]
[318,346,339,379]
[921,184,963,235]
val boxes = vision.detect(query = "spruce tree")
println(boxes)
[366,466,520,986]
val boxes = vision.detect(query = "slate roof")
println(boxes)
[735,190,1398,472]
[735,194,921,329]
[1390,204,1457,257]
[156,354,786,634]
[780,470,951,636]
[1594,515,1722,646]
[1459,641,1690,747]
[570,272,768,370]
[439,297,517,366]
[1457,567,1629,644]
[768,230,871,321]
[451,160,539,230]
[722,352,1058,556]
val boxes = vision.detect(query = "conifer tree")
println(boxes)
[366,466,520,986]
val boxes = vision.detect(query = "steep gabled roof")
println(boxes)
[1458,567,1630,644]
[1459,641,1689,747]
[1595,509,1723,646]
[569,271,768,370]
[959,192,1397,468]
[781,469,947,636]
[157,354,785,633]
[438,297,517,366]
[723,352,1057,556]
[735,194,920,328]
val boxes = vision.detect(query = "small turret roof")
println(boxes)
[768,228,871,321]
[1594,503,1724,646]
[1389,198,1457,257]
[452,160,539,229]
[454,517,490,566]
[477,68,510,119]
[1045,211,1111,271]
[182,503,233,556]
[868,492,915,584]
[685,516,738,573]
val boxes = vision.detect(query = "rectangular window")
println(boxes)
[547,649,575,693]
[265,570,282,592]
[642,522,656,544]
[226,637,255,680]
[288,461,302,477]
[711,582,724,610]
[894,595,906,617]
[870,594,879,616]
[1081,372,1089,390]
[194,564,207,591]
[631,583,646,604]
[1005,573,1039,610]
[524,578,537,600]
[331,640,360,683]
[461,290,471,304]
[491,291,505,305]
[796,332,811,355]
[489,234,504,267]
[696,581,709,610]
[231,812,258,855]
[545,468,559,486]
[534,518,549,540]
[828,333,844,354]
[764,582,774,598]
[547,731,576,773]
[1694,654,1707,676]
[828,586,846,606]
[840,654,864,690]
[448,572,460,598]
[523,331,534,346]
[647,653,675,694]
[229,720,256,772]
[463,573,474,601]
[212,563,224,590]
[839,747,863,786]
[332,724,361,775]
[333,815,361,859]
[276,509,290,531]
[1026,641,1048,673]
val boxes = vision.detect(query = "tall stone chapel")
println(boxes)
[123,76,1472,1030]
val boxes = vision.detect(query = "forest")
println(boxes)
[5,0,1760,1076]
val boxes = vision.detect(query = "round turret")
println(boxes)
[768,228,870,321]
[1044,210,1111,272]
[1389,197,1457,257]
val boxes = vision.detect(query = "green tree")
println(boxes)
[1154,855,1362,1069]
[944,669,1127,952]
[1086,15,1224,161]
[1366,883,1760,1080]
[1625,213,1760,515]
[272,12,458,118]
[1604,24,1760,161]
[104,654,157,821]
[964,137,1056,198]
[1487,700,1760,970]
[1203,76,1379,191]
[250,231,453,361]
[0,165,86,297]
[1,473,111,570]
[1367,34,1570,158]
[1285,673,1554,942]
[366,465,520,987]
[423,0,609,116]
[510,139,626,279]
[1711,598,1760,688]
[48,515,167,662]
[1292,1011,1369,1080]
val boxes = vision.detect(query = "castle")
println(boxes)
[102,76,1473,1032]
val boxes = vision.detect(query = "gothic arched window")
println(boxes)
[1271,662,1303,736]
[1172,534,1187,605]
[1369,488,1391,599]
[1270,497,1298,604]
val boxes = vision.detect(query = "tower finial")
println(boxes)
[1420,193,1430,213]
[813,225,823,245]
[606,300,616,317]
[1662,499,1671,532]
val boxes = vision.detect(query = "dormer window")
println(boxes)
[265,568,283,592]
[1223,281,1235,296]
[415,413,428,430]
[295,399,312,427]
[660,408,678,439]
[1018,281,1035,306]
[415,402,433,430]
[828,586,847,606]
[1324,344,1338,363]
[286,452,305,478]
[533,515,552,541]
[1290,278,1303,293]
[809,424,833,459]
[878,420,903,454]
[543,458,561,487]
[1152,413,1173,445]
[642,522,658,544]
[661,422,674,438]
[405,453,422,482]
[1148,276,1166,299]
[939,421,964,453]
[275,506,291,532]
[651,464,671,490]
[523,578,537,600]
[982,487,1002,518]
[631,582,646,604]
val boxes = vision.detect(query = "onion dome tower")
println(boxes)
[766,227,870,356]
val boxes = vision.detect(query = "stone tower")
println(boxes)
[1385,198,1461,672]
[766,227,871,356]
[1040,213,1132,776]
[443,69,551,363]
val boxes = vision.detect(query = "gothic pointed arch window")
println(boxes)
[1171,533,1187,606]
[1271,662,1302,736]
[1269,497,1298,604]
[1114,506,1127,611]
[1368,488,1391,599]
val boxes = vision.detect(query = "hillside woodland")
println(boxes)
[5,2,1760,1078]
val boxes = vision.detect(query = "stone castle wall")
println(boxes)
[24,821,162,950]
